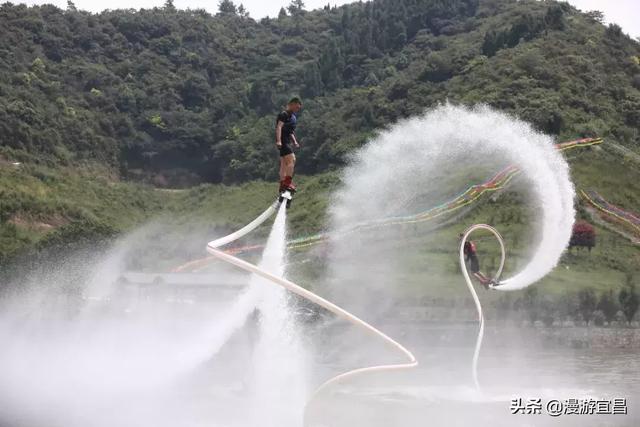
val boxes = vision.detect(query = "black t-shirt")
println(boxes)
[276,110,297,144]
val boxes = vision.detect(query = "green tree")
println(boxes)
[218,0,237,15]
[619,283,639,325]
[585,10,604,24]
[596,290,619,323]
[287,0,305,16]
[482,30,500,57]
[238,4,249,18]
[605,23,623,39]
[578,288,597,325]
[419,52,454,83]
[164,0,176,12]
[302,61,323,97]
[248,80,275,114]
[545,4,567,31]
[318,39,344,90]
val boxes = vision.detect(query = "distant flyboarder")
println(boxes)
[276,97,302,196]
[460,233,495,289]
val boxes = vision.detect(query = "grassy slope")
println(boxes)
[165,173,339,238]
[0,163,167,260]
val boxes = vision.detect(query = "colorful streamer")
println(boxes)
[172,137,602,272]
[580,189,640,236]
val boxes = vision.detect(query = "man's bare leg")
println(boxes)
[474,272,491,288]
[279,157,286,182]
[284,153,296,177]
[280,154,296,191]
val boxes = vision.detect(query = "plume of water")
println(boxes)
[0,207,309,427]
[248,202,310,426]
[328,104,574,299]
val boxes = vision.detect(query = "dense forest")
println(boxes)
[0,0,638,187]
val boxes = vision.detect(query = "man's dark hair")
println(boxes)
[288,97,302,105]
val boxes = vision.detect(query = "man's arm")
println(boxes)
[275,121,284,148]
[292,133,300,148]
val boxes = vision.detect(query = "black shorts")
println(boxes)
[279,142,294,157]
[468,254,480,273]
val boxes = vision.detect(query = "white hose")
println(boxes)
[205,202,508,422]
[205,201,417,421]
[459,224,506,389]
[207,200,281,248]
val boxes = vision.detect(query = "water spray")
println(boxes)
[206,198,418,421]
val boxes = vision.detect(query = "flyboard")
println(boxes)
[279,188,295,208]
[205,194,511,422]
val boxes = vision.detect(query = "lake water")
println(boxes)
[1,305,637,427]
[306,322,640,427]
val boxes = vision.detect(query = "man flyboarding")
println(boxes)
[276,97,302,198]
[460,233,497,289]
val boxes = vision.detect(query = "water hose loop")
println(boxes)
[459,224,506,388]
